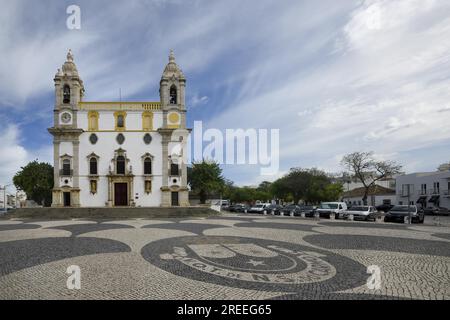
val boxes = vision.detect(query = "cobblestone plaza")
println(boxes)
[0,214,449,300]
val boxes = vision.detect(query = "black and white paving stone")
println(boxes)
[0,214,449,300]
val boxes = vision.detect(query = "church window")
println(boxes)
[170,162,179,176]
[117,115,124,128]
[116,156,125,174]
[144,157,152,175]
[89,133,98,144]
[170,85,177,104]
[62,159,71,176]
[143,133,152,145]
[89,158,98,175]
[114,111,127,131]
[63,85,71,104]
[116,133,125,145]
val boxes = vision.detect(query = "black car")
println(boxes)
[376,203,394,213]
[281,205,301,216]
[424,207,449,216]
[384,205,424,223]
[266,204,283,215]
[229,204,249,213]
[296,205,316,217]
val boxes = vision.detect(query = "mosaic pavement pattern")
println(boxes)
[0,214,449,300]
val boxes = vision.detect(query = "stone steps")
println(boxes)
[3,207,217,220]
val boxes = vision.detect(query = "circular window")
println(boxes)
[143,133,152,145]
[89,133,98,144]
[173,179,177,184]
[116,133,125,145]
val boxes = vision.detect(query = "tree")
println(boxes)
[271,168,327,204]
[13,161,54,207]
[189,160,225,204]
[257,181,272,194]
[322,183,344,202]
[341,151,402,205]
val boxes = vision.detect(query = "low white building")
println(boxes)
[341,185,396,207]
[341,176,396,193]
[396,170,450,209]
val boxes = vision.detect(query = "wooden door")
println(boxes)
[114,183,128,206]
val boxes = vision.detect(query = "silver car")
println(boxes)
[343,206,378,221]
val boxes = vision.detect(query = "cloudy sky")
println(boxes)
[1,0,450,187]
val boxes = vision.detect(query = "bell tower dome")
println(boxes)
[160,50,186,129]
[53,49,85,128]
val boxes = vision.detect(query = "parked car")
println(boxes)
[343,206,378,221]
[237,204,251,213]
[210,199,230,210]
[316,202,348,219]
[266,204,284,215]
[281,204,302,216]
[376,203,394,213]
[424,206,449,216]
[384,205,424,223]
[248,203,271,214]
[228,204,242,212]
[297,205,317,217]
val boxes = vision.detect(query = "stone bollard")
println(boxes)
[404,216,410,224]
[280,211,284,217]
[433,216,441,226]
[263,210,267,216]
[376,215,383,223]
[290,210,294,217]
[314,212,320,220]
[301,212,306,218]
[244,209,247,214]
[329,213,335,220]
[348,214,354,221]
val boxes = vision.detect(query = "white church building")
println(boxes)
[48,50,190,207]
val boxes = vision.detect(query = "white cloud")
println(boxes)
[190,94,209,108]
[0,124,52,189]
[0,125,29,186]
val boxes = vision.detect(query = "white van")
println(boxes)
[316,202,348,219]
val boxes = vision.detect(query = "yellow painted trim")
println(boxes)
[167,124,181,129]
[142,111,154,131]
[87,111,99,131]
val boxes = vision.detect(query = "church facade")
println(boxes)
[48,50,190,207]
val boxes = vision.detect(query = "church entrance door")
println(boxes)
[171,192,179,206]
[114,183,128,206]
[63,192,71,207]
